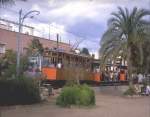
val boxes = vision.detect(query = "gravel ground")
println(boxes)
[0,90,150,117]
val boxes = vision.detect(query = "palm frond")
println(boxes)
[100,7,150,74]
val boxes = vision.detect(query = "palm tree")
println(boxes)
[0,0,26,7]
[100,7,150,85]
[27,38,44,56]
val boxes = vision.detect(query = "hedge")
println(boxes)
[0,76,40,106]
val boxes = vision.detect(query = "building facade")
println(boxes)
[0,28,71,54]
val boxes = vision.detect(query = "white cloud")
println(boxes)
[48,1,115,24]
[31,4,41,11]
[27,22,67,40]
[50,22,66,34]
[47,0,149,23]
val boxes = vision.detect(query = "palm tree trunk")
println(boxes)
[127,46,133,88]
[139,43,143,72]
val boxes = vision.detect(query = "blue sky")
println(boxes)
[0,0,149,58]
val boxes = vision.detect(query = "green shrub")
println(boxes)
[123,86,137,96]
[78,85,95,106]
[56,84,95,107]
[0,76,41,105]
[0,50,29,78]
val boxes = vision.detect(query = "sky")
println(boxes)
[0,0,150,58]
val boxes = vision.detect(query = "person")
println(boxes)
[110,71,113,81]
[116,69,120,81]
[146,85,150,95]
[57,62,62,69]
[114,72,118,81]
[138,73,144,84]
[134,84,141,95]
[101,72,105,81]
[119,70,125,81]
[105,71,109,81]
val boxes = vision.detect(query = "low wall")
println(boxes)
[93,86,129,96]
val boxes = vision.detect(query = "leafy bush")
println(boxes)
[0,76,41,105]
[0,49,30,79]
[123,86,137,96]
[78,85,95,106]
[56,84,95,107]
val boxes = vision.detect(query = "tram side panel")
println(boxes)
[41,67,101,86]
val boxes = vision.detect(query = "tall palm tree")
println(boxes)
[0,0,26,7]
[100,7,150,85]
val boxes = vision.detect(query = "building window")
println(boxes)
[0,43,6,54]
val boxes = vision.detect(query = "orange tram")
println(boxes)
[30,49,128,87]
[41,67,128,87]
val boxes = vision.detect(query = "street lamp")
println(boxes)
[16,9,40,77]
